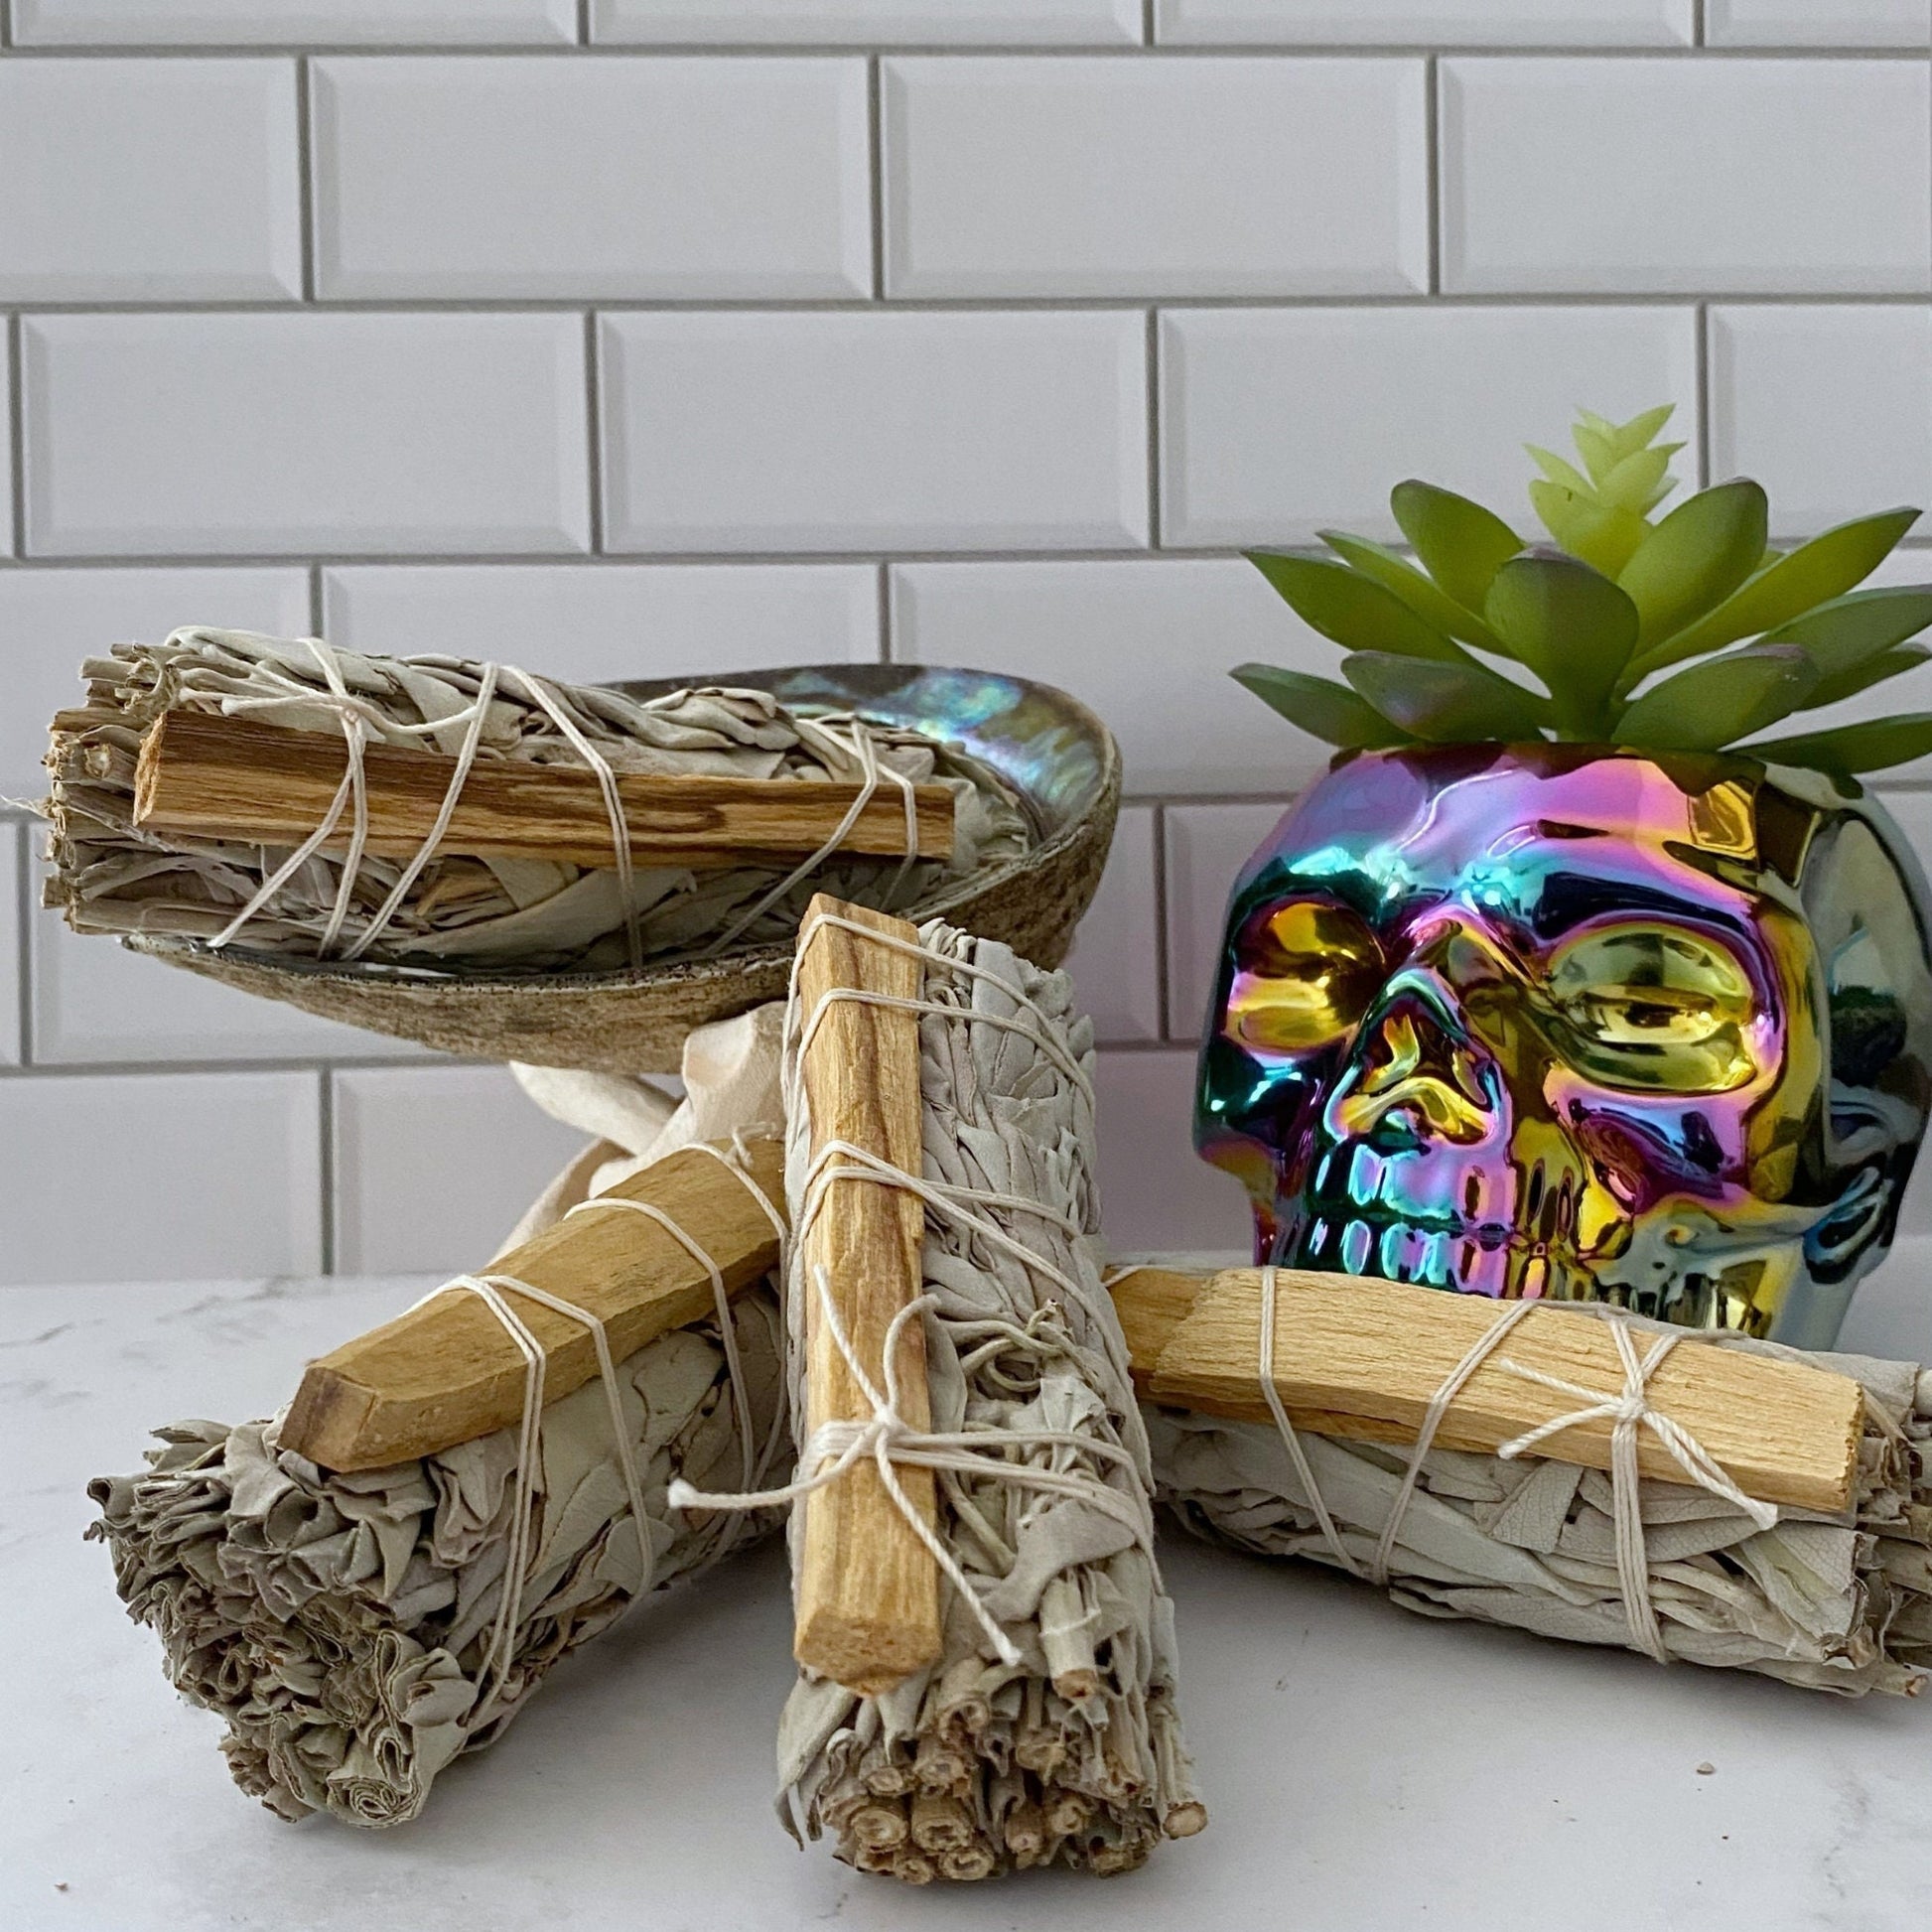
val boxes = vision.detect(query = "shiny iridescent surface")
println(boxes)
[1195,744,1932,1346]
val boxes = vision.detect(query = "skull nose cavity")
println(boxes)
[1334,986,1497,1148]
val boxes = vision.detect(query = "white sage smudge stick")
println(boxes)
[43,628,1030,974]
[1125,1267,1932,1697]
[681,911,1204,1881]
[85,1119,791,1831]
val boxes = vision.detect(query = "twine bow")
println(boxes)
[1254,1268,1781,1664]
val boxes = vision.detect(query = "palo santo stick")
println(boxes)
[281,1135,786,1472]
[129,707,956,871]
[1133,1267,1862,1516]
[792,893,941,1695]
[1105,1266,1213,1399]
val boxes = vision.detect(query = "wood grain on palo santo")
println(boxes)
[280,1136,786,1473]
[791,894,943,1697]
[113,706,956,871]
[1112,1266,1863,1516]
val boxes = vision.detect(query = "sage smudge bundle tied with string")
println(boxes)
[1138,1273,1932,1697]
[749,915,1203,1880]
[43,627,1030,973]
[85,1159,789,1830]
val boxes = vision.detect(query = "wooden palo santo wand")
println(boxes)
[281,1135,786,1472]
[125,706,956,872]
[1108,1265,1863,1515]
[790,893,943,1696]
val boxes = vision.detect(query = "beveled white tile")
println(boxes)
[591,0,1141,43]
[1709,306,1932,541]
[23,314,591,557]
[1163,801,1292,1043]
[1442,58,1932,295]
[1161,305,1698,547]
[1062,805,1162,1043]
[601,311,1148,553]
[1157,0,1695,40]
[0,566,311,800]
[315,56,870,300]
[883,56,1428,298]
[0,830,20,1069]
[0,59,300,301]
[0,1069,322,1284]
[322,563,880,678]
[1705,0,1931,47]
[332,1064,600,1274]
[892,557,1347,794]
[29,904,429,1065]
[1092,1047,1254,1253]
[13,0,575,43]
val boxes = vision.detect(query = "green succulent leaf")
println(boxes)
[1316,530,1509,655]
[1245,552,1464,662]
[1388,481,1522,614]
[1744,713,1932,775]
[1527,446,1593,497]
[1483,553,1639,737]
[1759,585,1932,681]
[1799,643,1932,712]
[1342,650,1549,744]
[1573,422,1618,487]
[1599,444,1680,515]
[1602,404,1677,462]
[1528,481,1650,578]
[1616,644,1820,753]
[1622,506,1922,682]
[1229,662,1412,749]
[1617,479,1769,652]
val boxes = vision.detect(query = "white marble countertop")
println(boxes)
[7,1254,1932,1932]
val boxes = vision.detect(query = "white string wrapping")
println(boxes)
[414,1271,652,1725]
[669,912,1157,1677]
[412,1133,794,1725]
[197,640,927,974]
[1252,1267,1780,1664]
[702,718,922,959]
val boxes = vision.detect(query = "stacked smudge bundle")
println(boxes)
[43,627,1030,975]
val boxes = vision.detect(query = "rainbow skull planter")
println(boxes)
[1195,744,1932,1348]
[1199,407,1932,1348]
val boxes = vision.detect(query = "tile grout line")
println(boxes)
[1151,801,1173,1041]
[1694,302,1713,488]
[5,315,22,558]
[1693,0,1708,48]
[0,42,1923,60]
[4,293,1925,315]
[576,0,592,48]
[295,57,317,305]
[583,312,606,555]
[0,534,1924,573]
[1425,53,1442,297]
[13,820,30,1070]
[1145,309,1162,548]
[317,1066,337,1276]
[867,56,886,302]
[1142,0,1156,48]
[875,560,893,663]
[306,560,325,637]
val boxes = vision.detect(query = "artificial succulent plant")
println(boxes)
[1234,406,1932,775]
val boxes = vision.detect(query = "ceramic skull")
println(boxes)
[1194,743,1932,1347]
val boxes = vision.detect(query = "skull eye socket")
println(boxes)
[1546,923,1759,1092]
[1225,899,1384,1054]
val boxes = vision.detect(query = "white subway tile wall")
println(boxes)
[0,12,1925,1284]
